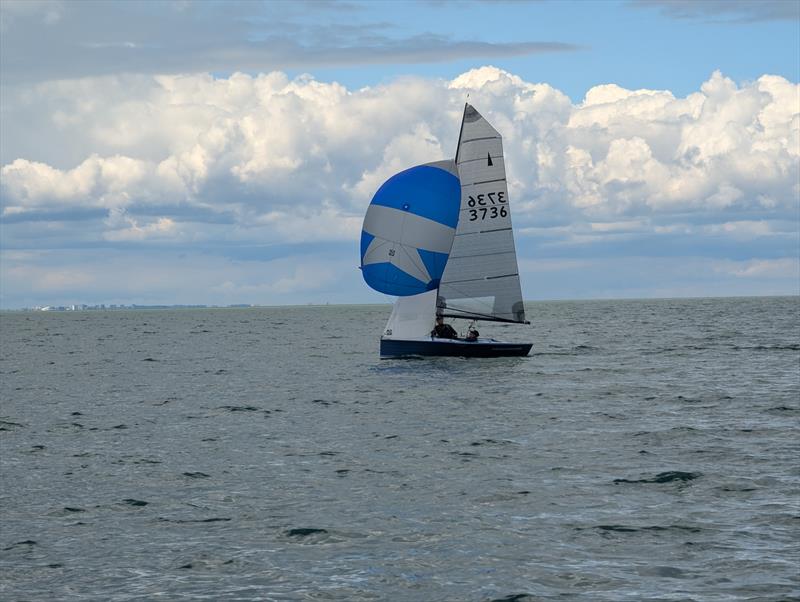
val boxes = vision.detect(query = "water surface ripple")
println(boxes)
[1,298,798,601]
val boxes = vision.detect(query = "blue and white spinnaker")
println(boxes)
[360,160,460,296]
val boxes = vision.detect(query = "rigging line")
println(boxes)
[440,311,528,325]
[439,271,523,316]
[454,102,468,164]
[441,302,524,322]
[442,303,521,321]
[438,280,496,314]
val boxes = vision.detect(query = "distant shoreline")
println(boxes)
[0,303,392,313]
[2,295,797,313]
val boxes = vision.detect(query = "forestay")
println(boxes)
[437,104,527,324]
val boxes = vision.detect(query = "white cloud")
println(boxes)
[518,258,592,273]
[0,249,361,307]
[0,2,578,85]
[0,0,64,31]
[705,220,772,238]
[349,122,446,203]
[714,258,800,280]
[3,67,797,226]
[103,208,178,242]
[1,66,798,306]
[631,0,800,23]
[251,207,362,244]
[2,154,154,210]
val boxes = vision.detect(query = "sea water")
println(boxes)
[1,297,798,601]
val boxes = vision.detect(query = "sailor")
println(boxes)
[431,315,458,339]
[465,327,479,342]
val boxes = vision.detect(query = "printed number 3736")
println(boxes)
[469,206,507,221]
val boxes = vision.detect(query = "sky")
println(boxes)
[0,0,798,309]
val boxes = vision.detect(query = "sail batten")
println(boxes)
[461,136,499,143]
[438,103,527,324]
[445,251,516,260]
[441,273,519,284]
[456,227,513,235]
[466,178,506,186]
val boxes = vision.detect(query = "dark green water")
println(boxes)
[1,298,798,601]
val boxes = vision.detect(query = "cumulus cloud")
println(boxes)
[1,66,798,305]
[2,154,153,209]
[3,67,797,225]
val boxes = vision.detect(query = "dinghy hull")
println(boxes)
[380,337,532,359]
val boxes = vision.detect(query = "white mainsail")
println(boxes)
[437,104,527,324]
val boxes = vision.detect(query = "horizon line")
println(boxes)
[2,293,798,312]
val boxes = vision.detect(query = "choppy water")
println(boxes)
[1,297,798,601]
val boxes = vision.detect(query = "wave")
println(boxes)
[614,471,701,484]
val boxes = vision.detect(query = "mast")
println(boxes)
[454,102,468,165]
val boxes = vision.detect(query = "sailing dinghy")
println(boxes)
[360,104,532,358]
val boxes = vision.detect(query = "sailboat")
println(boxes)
[360,104,532,358]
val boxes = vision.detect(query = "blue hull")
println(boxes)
[380,338,532,358]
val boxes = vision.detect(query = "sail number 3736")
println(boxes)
[467,192,507,221]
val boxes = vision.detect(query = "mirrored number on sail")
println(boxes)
[467,192,505,208]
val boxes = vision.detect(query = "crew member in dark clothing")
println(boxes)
[431,316,458,339]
